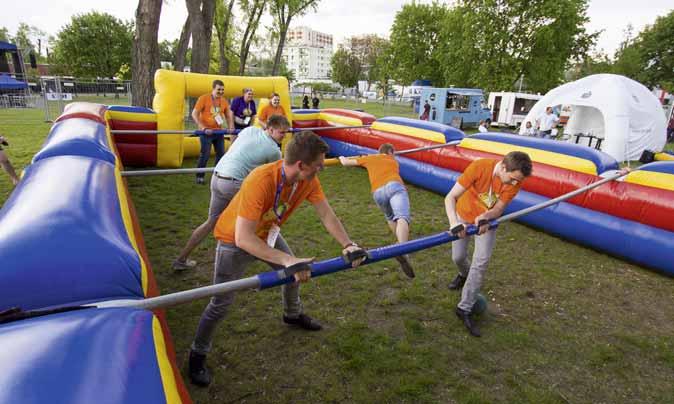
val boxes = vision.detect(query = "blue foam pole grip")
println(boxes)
[257,223,499,290]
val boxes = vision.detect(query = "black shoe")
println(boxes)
[455,307,480,337]
[188,350,211,387]
[448,273,467,290]
[395,254,415,279]
[283,313,322,331]
[196,177,205,185]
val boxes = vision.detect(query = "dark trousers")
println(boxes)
[196,134,225,179]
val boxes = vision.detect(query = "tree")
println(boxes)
[238,0,267,74]
[388,3,447,86]
[132,0,162,107]
[269,0,320,75]
[610,25,642,80]
[346,35,390,91]
[436,0,598,93]
[635,11,674,90]
[186,0,217,73]
[52,12,133,78]
[174,16,191,72]
[213,0,236,74]
[330,47,361,93]
[159,39,177,64]
[0,27,9,42]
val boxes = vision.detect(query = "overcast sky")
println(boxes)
[3,0,672,56]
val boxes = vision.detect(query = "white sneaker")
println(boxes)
[172,258,197,271]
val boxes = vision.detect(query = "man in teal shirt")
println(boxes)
[173,114,289,270]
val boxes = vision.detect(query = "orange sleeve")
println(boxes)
[237,171,273,221]
[499,184,521,205]
[307,177,326,204]
[457,160,481,189]
[194,95,207,112]
[355,154,373,167]
[259,106,270,123]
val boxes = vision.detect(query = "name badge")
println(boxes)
[267,224,280,247]
[214,114,224,127]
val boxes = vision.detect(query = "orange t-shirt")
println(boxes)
[214,160,326,244]
[258,104,287,124]
[193,94,231,129]
[355,154,404,193]
[456,159,522,223]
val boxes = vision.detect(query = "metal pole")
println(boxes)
[121,167,215,177]
[88,169,633,310]
[110,129,237,136]
[291,125,372,132]
[324,140,461,166]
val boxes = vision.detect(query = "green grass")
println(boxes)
[2,107,674,403]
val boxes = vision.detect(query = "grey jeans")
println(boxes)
[451,217,497,312]
[191,234,302,354]
[208,175,242,219]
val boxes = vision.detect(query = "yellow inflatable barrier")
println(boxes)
[153,69,291,167]
[655,152,674,161]
[624,170,674,192]
[460,138,599,175]
[370,121,446,144]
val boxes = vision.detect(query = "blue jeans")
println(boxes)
[196,134,225,179]
[372,181,411,223]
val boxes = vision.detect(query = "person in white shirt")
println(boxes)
[536,107,559,139]
[522,121,536,137]
[478,120,488,133]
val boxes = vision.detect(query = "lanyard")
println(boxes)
[273,164,297,223]
[211,95,222,113]
[487,163,500,208]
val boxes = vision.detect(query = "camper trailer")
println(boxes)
[419,87,491,128]
[488,92,542,128]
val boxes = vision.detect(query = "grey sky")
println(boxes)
[2,0,672,56]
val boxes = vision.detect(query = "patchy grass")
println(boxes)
[2,108,674,403]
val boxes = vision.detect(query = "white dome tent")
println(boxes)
[520,74,667,161]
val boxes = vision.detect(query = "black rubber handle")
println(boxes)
[450,224,465,235]
[477,219,489,228]
[344,248,369,263]
[281,261,312,278]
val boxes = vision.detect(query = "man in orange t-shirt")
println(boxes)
[339,143,414,278]
[258,92,287,129]
[192,79,235,184]
[445,151,532,337]
[188,131,366,387]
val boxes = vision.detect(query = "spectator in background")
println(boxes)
[312,93,320,109]
[522,121,536,137]
[231,88,257,131]
[0,135,19,186]
[536,107,559,139]
[302,94,310,109]
[258,92,287,129]
[192,80,235,185]
[478,120,488,133]
[420,100,431,120]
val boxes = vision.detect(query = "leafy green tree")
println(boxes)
[388,2,447,86]
[438,0,598,92]
[330,47,361,93]
[610,25,642,80]
[635,10,674,89]
[346,35,390,91]
[213,0,236,74]
[52,12,133,78]
[0,27,9,42]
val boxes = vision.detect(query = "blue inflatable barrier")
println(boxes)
[0,308,175,403]
[32,118,116,164]
[0,156,144,310]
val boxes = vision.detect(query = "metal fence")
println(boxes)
[0,76,132,123]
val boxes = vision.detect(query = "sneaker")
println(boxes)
[394,255,415,279]
[283,313,322,331]
[172,258,197,271]
[447,273,467,290]
[196,177,205,185]
[188,350,211,387]
[455,307,480,337]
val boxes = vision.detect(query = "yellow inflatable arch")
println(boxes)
[152,69,291,167]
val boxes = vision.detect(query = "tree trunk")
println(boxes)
[239,0,267,75]
[272,14,292,75]
[216,0,236,74]
[186,0,216,74]
[174,15,191,72]
[132,0,162,108]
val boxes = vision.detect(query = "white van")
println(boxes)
[488,92,542,127]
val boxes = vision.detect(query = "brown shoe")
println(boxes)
[394,254,415,278]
